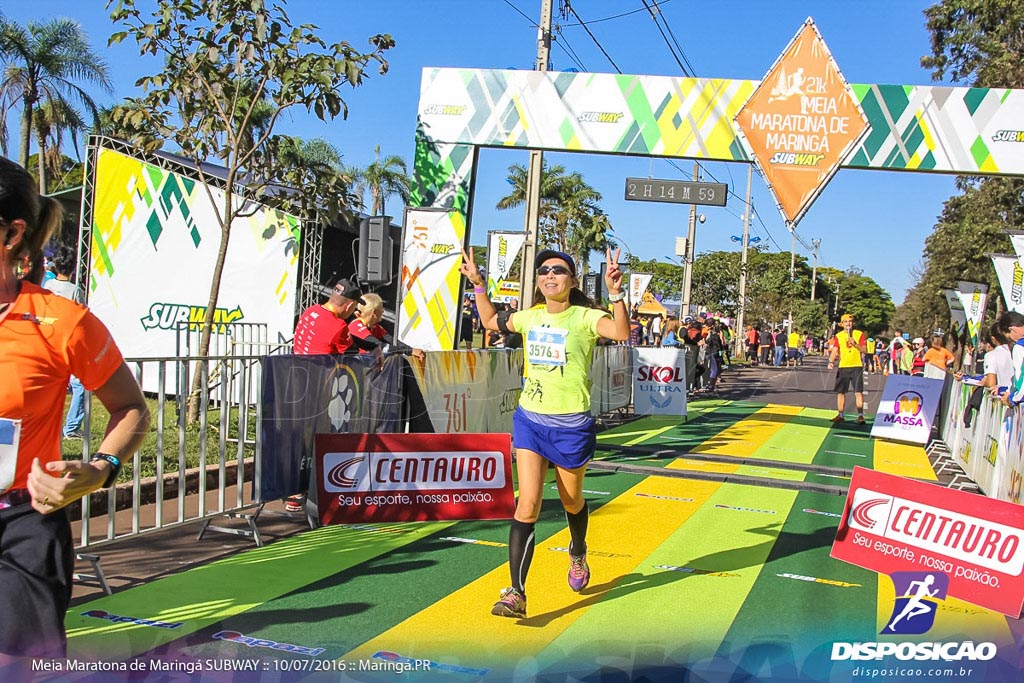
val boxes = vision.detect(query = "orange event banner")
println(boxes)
[735,20,868,226]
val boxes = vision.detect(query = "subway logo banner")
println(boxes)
[88,146,300,391]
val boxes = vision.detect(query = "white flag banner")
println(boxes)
[397,207,465,351]
[990,254,1024,313]
[1009,232,1024,261]
[955,281,988,348]
[629,273,653,306]
[486,231,527,299]
[944,289,968,337]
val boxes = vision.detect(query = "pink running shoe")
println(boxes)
[568,553,590,592]
[491,587,527,618]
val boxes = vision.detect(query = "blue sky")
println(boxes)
[5,0,960,303]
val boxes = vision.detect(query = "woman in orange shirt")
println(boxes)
[923,335,956,371]
[0,159,150,660]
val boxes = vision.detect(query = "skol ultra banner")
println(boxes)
[315,432,514,523]
[486,231,526,299]
[397,207,466,351]
[632,347,687,416]
[990,254,1024,313]
[956,281,989,349]
[629,273,653,308]
[943,288,968,339]
[870,374,946,444]
[832,466,1024,616]
[88,146,300,391]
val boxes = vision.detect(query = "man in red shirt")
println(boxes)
[292,279,365,355]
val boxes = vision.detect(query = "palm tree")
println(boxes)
[496,162,611,272]
[352,145,411,216]
[272,136,356,222]
[0,16,111,169]
[33,97,86,193]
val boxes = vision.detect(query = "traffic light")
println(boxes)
[358,216,393,285]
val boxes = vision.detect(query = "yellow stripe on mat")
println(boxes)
[340,405,797,669]
[872,439,937,480]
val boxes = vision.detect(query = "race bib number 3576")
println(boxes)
[526,327,568,367]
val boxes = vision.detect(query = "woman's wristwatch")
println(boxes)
[608,290,626,303]
[91,453,122,488]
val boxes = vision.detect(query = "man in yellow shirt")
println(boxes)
[827,313,868,424]
[787,328,801,368]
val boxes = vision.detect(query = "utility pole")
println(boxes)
[810,239,820,301]
[734,163,753,358]
[518,0,552,308]
[787,225,796,331]
[680,161,700,316]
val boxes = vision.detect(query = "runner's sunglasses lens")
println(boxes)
[537,265,571,275]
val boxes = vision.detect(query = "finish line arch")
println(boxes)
[397,19,1024,351]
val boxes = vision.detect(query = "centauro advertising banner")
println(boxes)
[870,374,945,445]
[315,432,514,524]
[990,254,1024,313]
[734,20,869,226]
[832,466,1024,617]
[88,146,300,390]
[632,347,687,417]
[956,281,989,349]
[486,231,526,300]
[397,208,466,352]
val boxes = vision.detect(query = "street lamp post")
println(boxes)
[734,163,754,358]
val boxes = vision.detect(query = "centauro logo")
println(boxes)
[423,104,466,116]
[578,111,624,123]
[140,302,244,331]
[768,152,826,166]
[430,243,455,255]
[992,129,1024,143]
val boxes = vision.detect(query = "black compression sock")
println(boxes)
[508,519,535,596]
[565,504,589,557]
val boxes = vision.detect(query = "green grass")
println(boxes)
[60,394,253,481]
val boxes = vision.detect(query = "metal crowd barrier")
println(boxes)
[73,353,268,562]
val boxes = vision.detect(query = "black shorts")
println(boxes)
[0,501,74,657]
[834,366,865,394]
[460,316,474,342]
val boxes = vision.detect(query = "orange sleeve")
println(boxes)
[67,310,125,391]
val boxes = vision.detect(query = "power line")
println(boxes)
[562,2,623,73]
[640,0,691,77]
[559,0,675,26]
[554,24,588,71]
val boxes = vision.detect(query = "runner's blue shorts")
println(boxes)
[512,406,595,470]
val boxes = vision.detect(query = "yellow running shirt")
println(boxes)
[833,330,866,368]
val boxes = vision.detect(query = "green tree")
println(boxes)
[32,97,87,193]
[922,0,1024,88]
[901,1,1024,331]
[352,144,411,216]
[0,16,110,168]
[271,136,356,225]
[107,0,393,420]
[496,161,612,273]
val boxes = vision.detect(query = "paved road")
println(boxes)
[713,353,886,416]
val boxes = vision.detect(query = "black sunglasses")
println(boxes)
[537,265,572,276]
